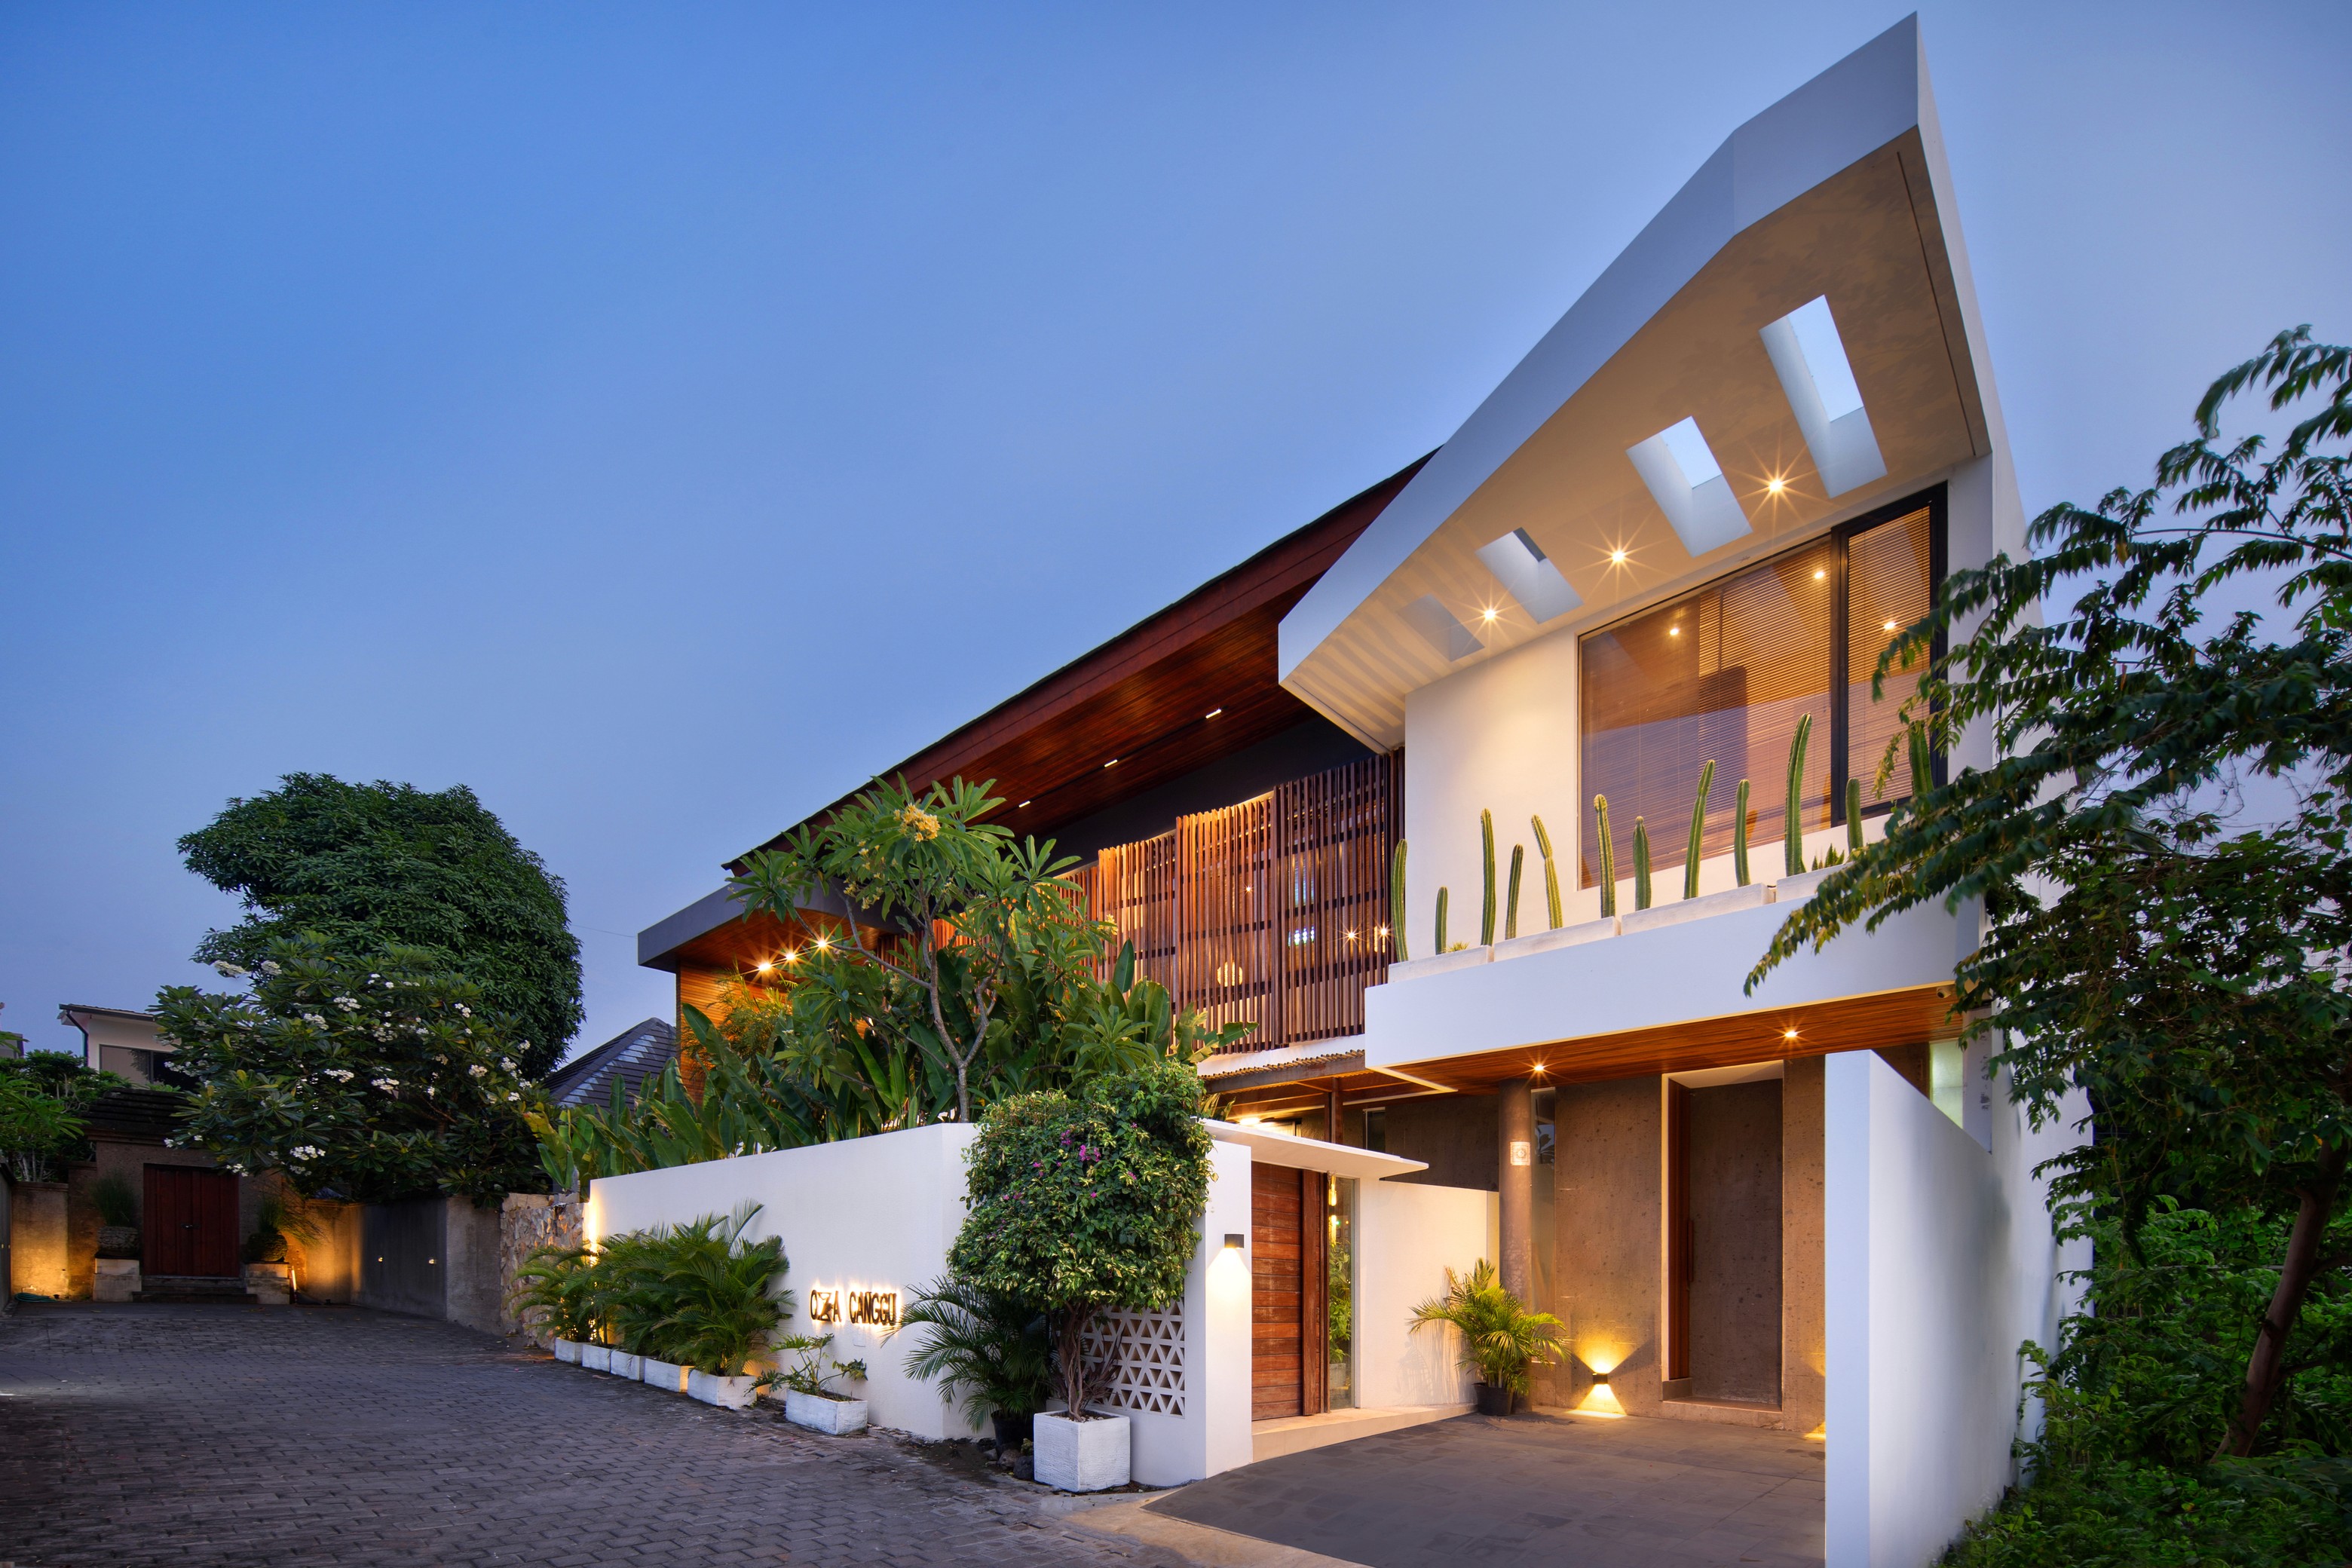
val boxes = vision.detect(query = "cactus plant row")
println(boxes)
[1435,887,1450,954]
[1733,779,1752,887]
[1784,712,1812,877]
[1632,816,1652,911]
[1683,759,1715,901]
[1505,845,1524,941]
[1390,840,1409,962]
[1594,795,1618,918]
[1530,814,1563,929]
[1480,810,1497,947]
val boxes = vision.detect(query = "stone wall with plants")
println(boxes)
[499,1191,581,1338]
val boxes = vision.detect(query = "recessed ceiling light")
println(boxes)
[1018,800,1031,808]
[1205,708,1223,719]
[1480,606,1499,624]
[1783,1027,1799,1040]
[1668,626,1680,637]
[1814,568,1826,580]
[1884,620,1898,632]
[1609,548,1629,565]
[1766,476,1787,495]
[1103,758,1118,768]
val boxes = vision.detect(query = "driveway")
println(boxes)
[1147,1408,1824,1568]
[0,1302,1178,1568]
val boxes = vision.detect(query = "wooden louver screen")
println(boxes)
[1070,752,1395,1056]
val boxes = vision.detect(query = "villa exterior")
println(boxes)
[632,20,2080,1565]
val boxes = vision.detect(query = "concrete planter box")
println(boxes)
[642,1356,688,1393]
[1493,916,1618,962]
[784,1390,869,1434]
[1772,868,1832,906]
[1388,946,1492,982]
[551,1338,582,1364]
[1033,1412,1130,1492]
[610,1351,644,1382]
[581,1343,613,1373]
[93,1259,141,1303]
[244,1263,292,1306]
[1619,880,1772,935]
[687,1370,760,1409]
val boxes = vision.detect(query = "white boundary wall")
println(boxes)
[1824,1049,2085,1568]
[584,1122,1259,1484]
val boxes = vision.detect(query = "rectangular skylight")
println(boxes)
[1626,418,1752,557]
[1761,294,1885,496]
[1403,593,1485,662]
[1474,528,1582,623]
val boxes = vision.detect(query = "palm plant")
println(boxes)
[895,1274,1054,1438]
[637,1204,790,1376]
[510,1243,602,1344]
[1409,1258,1563,1403]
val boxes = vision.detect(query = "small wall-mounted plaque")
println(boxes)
[1508,1140,1533,1167]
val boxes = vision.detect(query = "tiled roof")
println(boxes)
[544,1018,677,1110]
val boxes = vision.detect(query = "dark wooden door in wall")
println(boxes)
[143,1165,240,1277]
[1677,1080,1785,1407]
[1251,1164,1328,1420]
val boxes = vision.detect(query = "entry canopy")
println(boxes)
[1278,15,2004,749]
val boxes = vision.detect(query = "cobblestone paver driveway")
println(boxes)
[0,1303,1180,1568]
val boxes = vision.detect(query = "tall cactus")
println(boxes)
[1480,810,1497,946]
[1505,846,1524,940]
[1531,814,1563,929]
[1632,816,1653,911]
[1908,722,1934,806]
[1683,759,1715,901]
[1784,712,1813,877]
[1847,778,1865,856]
[1733,779,1753,887]
[1389,839,1409,962]
[1435,887,1450,954]
[1594,795,1618,917]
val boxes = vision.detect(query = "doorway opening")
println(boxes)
[143,1165,240,1279]
[1664,1066,1784,1409]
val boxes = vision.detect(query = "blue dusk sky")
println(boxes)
[3,3,2347,1063]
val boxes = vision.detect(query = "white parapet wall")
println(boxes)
[587,1122,982,1441]
[1824,1048,2085,1568]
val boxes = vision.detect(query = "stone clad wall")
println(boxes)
[500,1191,581,1340]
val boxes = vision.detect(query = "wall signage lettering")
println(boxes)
[806,1287,900,1328]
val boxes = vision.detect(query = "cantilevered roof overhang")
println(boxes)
[1278,15,2007,748]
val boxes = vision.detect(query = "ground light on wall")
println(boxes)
[1576,1353,1628,1417]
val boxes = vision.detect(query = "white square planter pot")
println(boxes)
[93,1259,140,1303]
[580,1344,613,1374]
[551,1339,582,1364]
[244,1263,292,1306]
[687,1370,760,1410]
[1033,1413,1130,1492]
[610,1352,644,1382]
[642,1357,688,1393]
[783,1390,869,1435]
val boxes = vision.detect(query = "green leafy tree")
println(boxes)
[0,1054,129,1184]
[1754,329,2352,1459]
[155,933,542,1203]
[948,1058,1211,1418]
[179,774,582,1076]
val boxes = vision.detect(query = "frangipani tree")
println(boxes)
[157,933,541,1204]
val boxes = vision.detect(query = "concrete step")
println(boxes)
[133,1276,255,1304]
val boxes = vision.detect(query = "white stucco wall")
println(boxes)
[1352,1181,1497,1410]
[1823,1049,2084,1568]
[587,1122,982,1441]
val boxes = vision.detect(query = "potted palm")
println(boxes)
[92,1174,142,1303]
[765,1333,871,1434]
[510,1244,599,1363]
[1409,1258,1563,1416]
[948,1061,1211,1492]
[896,1275,1052,1452]
[654,1205,789,1410]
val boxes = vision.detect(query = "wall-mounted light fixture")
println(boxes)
[1590,1370,1610,1386]
[1223,1233,1245,1251]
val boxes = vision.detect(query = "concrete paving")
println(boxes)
[0,1302,1184,1568]
[1144,1410,1824,1568]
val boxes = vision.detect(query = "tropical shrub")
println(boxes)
[0,1054,126,1183]
[896,1275,1055,1426]
[763,1332,868,1399]
[948,1057,1211,1417]
[510,1243,601,1344]
[156,933,541,1204]
[606,1206,788,1375]
[1409,1258,1563,1397]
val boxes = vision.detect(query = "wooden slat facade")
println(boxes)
[1068,753,1397,1057]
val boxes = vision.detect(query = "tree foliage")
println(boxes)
[1753,328,2352,1460]
[0,1054,130,1184]
[948,1058,1211,1417]
[179,774,582,1076]
[156,933,543,1203]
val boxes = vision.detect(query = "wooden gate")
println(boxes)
[1250,1164,1328,1421]
[143,1165,240,1277]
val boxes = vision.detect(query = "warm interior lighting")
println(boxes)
[1883,619,1898,631]
[1784,1027,1799,1040]
[1374,924,1389,938]
[782,948,799,963]
[755,960,773,973]
[1609,547,1629,565]
[1479,605,1499,624]
[1344,929,1358,941]
[1205,708,1223,719]
[1668,626,1680,637]
[1766,476,1787,495]
[814,936,832,952]
[1814,568,1827,580]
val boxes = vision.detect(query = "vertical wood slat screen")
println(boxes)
[1070,752,1395,1056]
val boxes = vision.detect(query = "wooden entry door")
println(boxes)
[1251,1165,1328,1420]
[144,1165,240,1277]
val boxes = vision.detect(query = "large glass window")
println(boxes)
[1579,494,1938,888]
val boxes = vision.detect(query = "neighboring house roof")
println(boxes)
[544,1018,677,1109]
